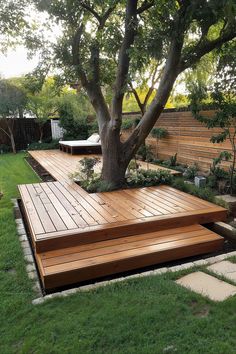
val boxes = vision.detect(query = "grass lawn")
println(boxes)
[1,153,236,354]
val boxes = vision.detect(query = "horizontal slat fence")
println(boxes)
[0,118,51,151]
[122,110,233,171]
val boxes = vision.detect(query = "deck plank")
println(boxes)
[39,183,78,230]
[34,184,67,232]
[18,184,45,236]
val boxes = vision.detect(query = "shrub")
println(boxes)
[70,157,100,182]
[128,159,140,172]
[61,119,89,140]
[161,154,178,168]
[122,118,133,130]
[171,177,216,203]
[0,144,11,153]
[127,169,173,188]
[58,93,91,140]
[136,144,154,161]
[183,164,198,180]
[27,140,59,151]
[85,178,115,193]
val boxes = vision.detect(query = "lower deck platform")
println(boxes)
[37,224,224,289]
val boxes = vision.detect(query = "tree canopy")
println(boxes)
[3,0,236,187]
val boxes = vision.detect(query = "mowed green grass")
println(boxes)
[1,153,236,354]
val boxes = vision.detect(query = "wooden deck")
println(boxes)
[29,149,181,180]
[18,149,227,290]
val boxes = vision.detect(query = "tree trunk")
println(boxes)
[39,125,44,143]
[101,124,129,188]
[9,128,16,153]
[6,121,16,154]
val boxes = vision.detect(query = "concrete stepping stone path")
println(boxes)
[207,261,236,283]
[176,271,236,301]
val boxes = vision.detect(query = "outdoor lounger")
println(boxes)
[59,133,101,154]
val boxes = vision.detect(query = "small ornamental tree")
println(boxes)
[190,42,236,195]
[151,127,168,158]
[0,80,27,153]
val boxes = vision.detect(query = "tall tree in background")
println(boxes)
[0,80,27,153]
[28,1,236,187]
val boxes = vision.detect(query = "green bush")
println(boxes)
[58,92,91,140]
[122,118,133,130]
[160,154,178,168]
[0,144,11,153]
[61,119,89,140]
[183,164,198,180]
[171,177,216,203]
[127,169,173,188]
[85,178,115,193]
[27,140,60,151]
[151,127,168,139]
[136,144,154,161]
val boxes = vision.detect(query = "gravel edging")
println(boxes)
[12,199,43,297]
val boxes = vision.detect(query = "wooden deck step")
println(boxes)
[36,224,224,290]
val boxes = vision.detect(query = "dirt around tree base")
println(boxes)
[25,156,56,182]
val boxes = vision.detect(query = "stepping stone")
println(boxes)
[176,271,236,301]
[207,261,236,283]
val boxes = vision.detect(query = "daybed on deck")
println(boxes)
[59,134,101,154]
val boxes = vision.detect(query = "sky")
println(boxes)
[0,46,39,78]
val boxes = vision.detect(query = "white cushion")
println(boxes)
[60,140,101,147]
[87,133,100,143]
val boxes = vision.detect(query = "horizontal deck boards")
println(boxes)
[19,181,227,252]
[29,150,181,181]
[37,224,224,289]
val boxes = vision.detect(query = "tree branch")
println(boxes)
[179,24,236,71]
[80,1,101,23]
[80,1,118,29]
[137,1,154,14]
[99,2,119,29]
[0,126,10,138]
[143,87,155,109]
[111,0,138,127]
[129,82,144,114]
[72,24,89,87]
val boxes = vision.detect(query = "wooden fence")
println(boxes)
[0,118,52,151]
[122,110,233,171]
